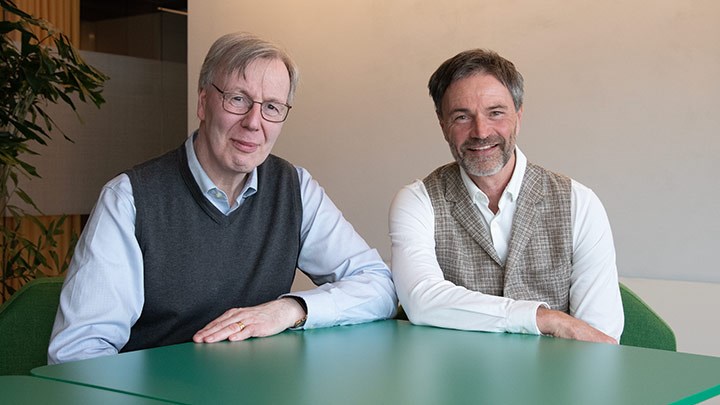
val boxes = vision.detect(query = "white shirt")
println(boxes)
[49,135,397,364]
[389,148,623,340]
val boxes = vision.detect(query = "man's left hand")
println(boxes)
[192,297,306,343]
[536,307,618,344]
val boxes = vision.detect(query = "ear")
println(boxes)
[515,106,523,132]
[197,87,207,121]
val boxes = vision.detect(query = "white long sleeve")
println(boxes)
[389,158,623,339]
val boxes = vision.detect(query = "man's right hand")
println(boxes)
[536,307,618,344]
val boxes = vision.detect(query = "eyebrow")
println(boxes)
[447,107,472,116]
[486,103,509,111]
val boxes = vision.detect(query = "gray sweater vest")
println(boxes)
[424,162,572,311]
[122,145,302,352]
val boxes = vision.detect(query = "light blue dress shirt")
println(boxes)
[49,135,397,364]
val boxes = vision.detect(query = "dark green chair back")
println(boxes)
[619,283,676,351]
[0,277,64,375]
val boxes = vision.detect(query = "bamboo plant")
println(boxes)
[0,0,108,300]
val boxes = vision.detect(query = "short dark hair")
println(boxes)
[428,49,524,115]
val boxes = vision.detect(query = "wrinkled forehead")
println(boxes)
[441,73,514,112]
[221,58,292,99]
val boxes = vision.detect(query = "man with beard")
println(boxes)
[389,49,623,343]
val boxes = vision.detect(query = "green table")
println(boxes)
[32,320,720,404]
[0,375,172,404]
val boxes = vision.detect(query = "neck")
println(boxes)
[213,175,248,204]
[468,154,516,214]
[193,133,248,203]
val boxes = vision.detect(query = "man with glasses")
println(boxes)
[49,32,397,363]
[389,49,623,343]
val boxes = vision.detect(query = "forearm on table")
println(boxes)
[536,307,618,344]
[290,267,397,329]
[394,262,544,334]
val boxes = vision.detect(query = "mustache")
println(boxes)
[461,136,505,150]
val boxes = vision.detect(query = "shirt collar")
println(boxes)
[459,146,528,204]
[184,132,258,202]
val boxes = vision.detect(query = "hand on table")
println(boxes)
[536,307,618,344]
[192,297,306,343]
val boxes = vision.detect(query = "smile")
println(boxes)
[467,144,495,151]
[465,143,498,153]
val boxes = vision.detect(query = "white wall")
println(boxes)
[188,0,719,356]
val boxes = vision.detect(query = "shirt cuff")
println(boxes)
[506,300,549,335]
[281,286,338,329]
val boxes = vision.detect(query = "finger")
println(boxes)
[214,308,242,323]
[193,320,224,340]
[215,319,253,342]
[196,319,248,343]
[228,322,253,342]
[193,311,246,342]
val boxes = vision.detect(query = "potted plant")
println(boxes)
[0,0,108,301]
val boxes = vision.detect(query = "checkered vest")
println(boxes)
[423,162,572,311]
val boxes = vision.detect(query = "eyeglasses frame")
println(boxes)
[210,83,292,123]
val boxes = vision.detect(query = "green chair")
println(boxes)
[0,277,64,375]
[619,283,676,351]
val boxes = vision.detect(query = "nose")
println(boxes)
[240,103,262,131]
[471,116,491,139]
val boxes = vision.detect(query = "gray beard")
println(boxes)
[460,155,506,177]
[449,136,513,177]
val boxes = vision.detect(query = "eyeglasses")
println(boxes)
[211,83,292,123]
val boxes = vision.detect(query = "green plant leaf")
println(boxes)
[0,0,33,19]
[2,0,107,300]
[15,188,43,212]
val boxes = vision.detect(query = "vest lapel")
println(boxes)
[505,165,543,271]
[443,167,503,266]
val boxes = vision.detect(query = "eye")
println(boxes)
[452,114,469,123]
[263,102,286,117]
[265,103,280,112]
[228,93,249,106]
[488,110,507,120]
[231,95,246,102]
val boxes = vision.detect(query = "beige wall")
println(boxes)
[21,51,187,214]
[188,0,720,284]
[189,1,720,356]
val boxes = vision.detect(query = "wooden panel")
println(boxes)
[1,214,84,302]
[3,0,80,47]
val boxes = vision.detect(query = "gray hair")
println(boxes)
[198,32,299,103]
[428,49,524,115]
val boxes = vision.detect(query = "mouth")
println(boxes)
[231,139,259,153]
[467,144,496,151]
[464,142,498,153]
